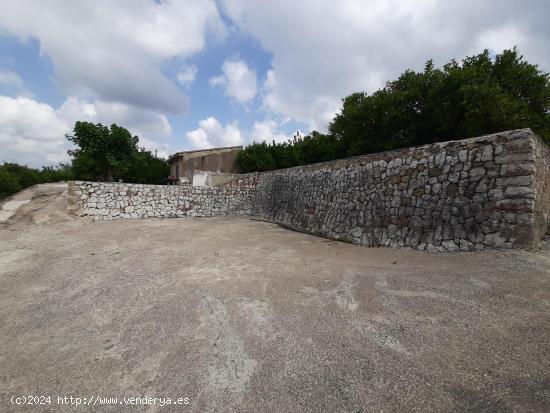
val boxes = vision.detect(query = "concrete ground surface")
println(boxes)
[1,183,549,412]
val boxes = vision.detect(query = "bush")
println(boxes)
[0,169,22,199]
[0,163,74,200]
[0,163,41,188]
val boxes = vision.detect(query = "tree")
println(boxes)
[121,149,170,184]
[330,47,550,155]
[236,142,277,172]
[237,47,550,173]
[38,164,73,183]
[66,122,139,181]
[66,121,169,184]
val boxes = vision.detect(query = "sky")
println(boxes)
[0,0,549,166]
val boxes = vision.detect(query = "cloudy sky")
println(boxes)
[1,0,549,166]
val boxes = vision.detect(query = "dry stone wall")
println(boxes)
[533,135,550,240]
[253,129,548,252]
[69,129,549,251]
[69,175,257,220]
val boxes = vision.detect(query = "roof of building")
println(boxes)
[168,145,243,161]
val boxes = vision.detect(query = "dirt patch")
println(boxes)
[1,187,549,412]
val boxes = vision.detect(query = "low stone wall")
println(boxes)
[69,128,549,251]
[252,129,547,252]
[68,175,257,220]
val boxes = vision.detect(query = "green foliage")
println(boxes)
[295,132,339,164]
[38,164,74,183]
[0,169,21,199]
[238,48,550,173]
[0,163,73,200]
[330,48,550,156]
[236,132,337,173]
[67,122,139,181]
[1,122,169,200]
[1,162,41,188]
[66,121,169,184]
[236,142,276,172]
[121,150,170,184]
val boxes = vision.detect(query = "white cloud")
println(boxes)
[0,71,24,88]
[0,0,225,113]
[3,0,550,165]
[184,116,303,152]
[251,119,292,144]
[185,117,243,149]
[0,70,32,97]
[0,95,173,166]
[221,0,550,131]
[209,75,225,87]
[135,136,171,160]
[176,64,198,88]
[0,96,70,165]
[210,59,257,103]
[475,26,528,56]
[58,97,172,139]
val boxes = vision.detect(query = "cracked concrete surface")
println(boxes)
[1,184,550,412]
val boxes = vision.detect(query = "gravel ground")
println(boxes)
[1,184,549,412]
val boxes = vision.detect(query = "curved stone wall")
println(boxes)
[69,129,549,251]
[252,129,547,252]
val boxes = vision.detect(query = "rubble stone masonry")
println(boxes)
[69,129,549,251]
[69,175,257,220]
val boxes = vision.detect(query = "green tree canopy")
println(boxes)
[330,48,550,157]
[67,122,139,181]
[66,121,169,184]
[237,48,550,173]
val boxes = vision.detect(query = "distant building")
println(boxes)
[167,145,243,182]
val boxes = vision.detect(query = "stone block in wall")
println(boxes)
[500,163,536,177]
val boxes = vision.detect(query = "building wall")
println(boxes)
[169,147,242,180]
[70,129,549,251]
[192,171,242,187]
